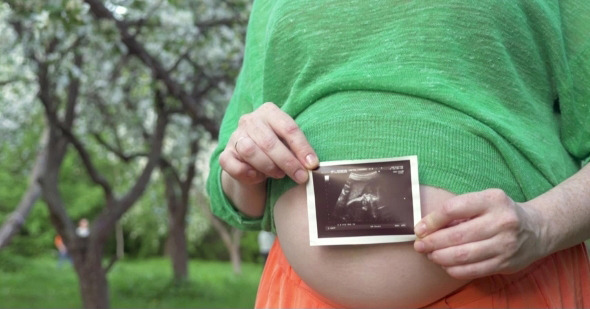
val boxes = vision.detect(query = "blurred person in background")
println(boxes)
[54,234,70,268]
[76,218,89,238]
[258,230,275,264]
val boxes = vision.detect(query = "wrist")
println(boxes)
[520,199,559,257]
[221,170,267,218]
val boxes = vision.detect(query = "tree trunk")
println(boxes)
[0,129,48,249]
[71,241,110,309]
[206,210,244,275]
[115,222,124,259]
[162,165,192,284]
[230,229,243,274]
[168,214,188,283]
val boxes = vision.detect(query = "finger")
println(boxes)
[414,216,496,253]
[219,149,266,185]
[426,236,502,267]
[415,190,497,238]
[234,134,287,179]
[226,132,282,181]
[258,103,319,169]
[442,256,504,280]
[243,114,309,184]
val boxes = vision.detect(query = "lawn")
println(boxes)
[2,243,588,308]
[0,255,263,308]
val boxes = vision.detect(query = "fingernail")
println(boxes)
[415,222,426,237]
[294,169,308,183]
[306,154,318,168]
[414,241,425,252]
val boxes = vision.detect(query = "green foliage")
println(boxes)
[0,0,254,265]
[58,150,108,219]
[121,182,168,257]
[0,100,52,256]
[0,255,263,308]
[189,230,260,263]
[0,250,26,272]
[0,148,110,256]
[0,110,44,223]
[241,230,262,263]
[4,201,54,257]
[191,228,231,261]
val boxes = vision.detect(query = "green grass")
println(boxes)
[0,255,263,308]
[4,243,586,308]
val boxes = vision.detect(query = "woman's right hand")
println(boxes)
[219,102,319,186]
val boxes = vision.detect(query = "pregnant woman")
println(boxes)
[207,1,590,307]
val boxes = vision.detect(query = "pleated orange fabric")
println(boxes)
[255,240,343,309]
[256,240,590,308]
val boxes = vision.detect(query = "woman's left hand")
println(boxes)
[413,188,547,280]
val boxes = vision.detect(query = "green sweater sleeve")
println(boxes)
[205,86,266,231]
[206,0,273,231]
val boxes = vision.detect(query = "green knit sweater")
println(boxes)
[207,0,590,232]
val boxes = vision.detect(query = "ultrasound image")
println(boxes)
[332,171,392,224]
[311,159,415,239]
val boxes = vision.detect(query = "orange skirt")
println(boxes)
[255,240,590,308]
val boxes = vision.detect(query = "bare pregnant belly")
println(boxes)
[274,184,470,308]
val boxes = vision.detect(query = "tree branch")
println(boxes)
[36,39,60,115]
[122,0,164,37]
[166,49,192,75]
[84,0,196,115]
[64,53,83,127]
[32,37,77,242]
[104,254,118,274]
[93,133,147,163]
[58,125,114,201]
[194,17,247,32]
[93,93,169,240]
[0,78,29,87]
[39,52,115,202]
[86,93,128,150]
[181,129,199,196]
[159,158,182,188]
[84,0,219,137]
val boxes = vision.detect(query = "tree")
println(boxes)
[82,0,250,279]
[3,2,169,307]
[160,132,197,283]
[201,196,244,274]
[1,1,251,307]
[37,48,169,309]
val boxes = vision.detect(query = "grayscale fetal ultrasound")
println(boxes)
[308,158,418,243]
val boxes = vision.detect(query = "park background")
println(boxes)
[0,0,263,308]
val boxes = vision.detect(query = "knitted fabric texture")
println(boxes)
[207,0,590,232]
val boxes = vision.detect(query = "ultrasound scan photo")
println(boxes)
[332,171,392,224]
[306,157,421,246]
